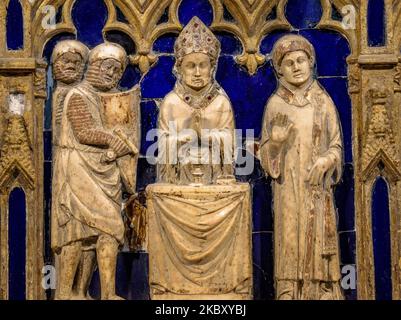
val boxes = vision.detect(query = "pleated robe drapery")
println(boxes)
[156,83,236,185]
[260,81,343,292]
[51,84,125,251]
[147,183,253,300]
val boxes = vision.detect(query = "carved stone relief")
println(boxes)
[1,0,401,301]
[147,17,253,300]
[259,34,344,300]
[356,53,401,299]
[50,42,140,300]
[362,87,399,175]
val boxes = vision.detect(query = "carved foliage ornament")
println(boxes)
[362,87,400,179]
[0,94,35,190]
[32,0,182,73]
[210,0,290,75]
[30,0,360,75]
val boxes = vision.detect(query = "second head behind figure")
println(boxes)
[85,42,127,92]
[52,42,138,300]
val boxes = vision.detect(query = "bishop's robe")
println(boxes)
[157,82,235,185]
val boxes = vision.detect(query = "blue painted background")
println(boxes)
[368,0,386,47]
[5,0,392,300]
[8,188,26,300]
[371,178,392,300]
[6,0,24,50]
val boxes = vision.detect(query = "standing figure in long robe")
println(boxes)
[260,35,344,300]
[50,40,94,300]
[156,17,235,185]
[52,42,135,300]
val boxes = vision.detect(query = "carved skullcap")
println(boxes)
[271,34,315,72]
[174,16,220,64]
[51,40,89,64]
[88,42,127,69]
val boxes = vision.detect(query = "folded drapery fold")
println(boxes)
[147,183,252,299]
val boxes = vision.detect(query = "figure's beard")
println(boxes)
[85,67,117,92]
[53,64,82,85]
[95,81,116,91]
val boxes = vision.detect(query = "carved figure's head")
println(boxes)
[272,35,315,87]
[174,17,220,91]
[52,40,89,85]
[86,42,127,92]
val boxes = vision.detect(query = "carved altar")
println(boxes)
[147,183,253,300]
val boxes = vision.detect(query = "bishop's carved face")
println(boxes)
[179,52,213,91]
[53,52,85,85]
[279,50,313,87]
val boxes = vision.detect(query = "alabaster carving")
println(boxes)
[148,17,252,300]
[260,35,344,300]
[51,40,91,300]
[3,0,401,301]
[157,16,235,185]
[0,94,35,186]
[51,40,89,144]
[147,183,253,300]
[51,42,139,300]
[362,87,398,173]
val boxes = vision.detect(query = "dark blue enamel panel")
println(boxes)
[43,162,53,265]
[153,34,176,54]
[8,188,26,300]
[339,231,356,265]
[116,5,129,23]
[252,177,273,232]
[331,4,343,22]
[136,158,156,192]
[266,5,277,21]
[55,4,63,24]
[371,177,392,300]
[252,232,274,300]
[119,65,141,90]
[44,67,54,131]
[44,131,52,162]
[6,0,24,50]
[216,32,242,56]
[285,0,323,29]
[368,0,386,47]
[140,101,159,156]
[178,0,213,26]
[141,56,176,99]
[72,0,107,48]
[216,56,277,138]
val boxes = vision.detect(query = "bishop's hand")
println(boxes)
[270,113,294,145]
